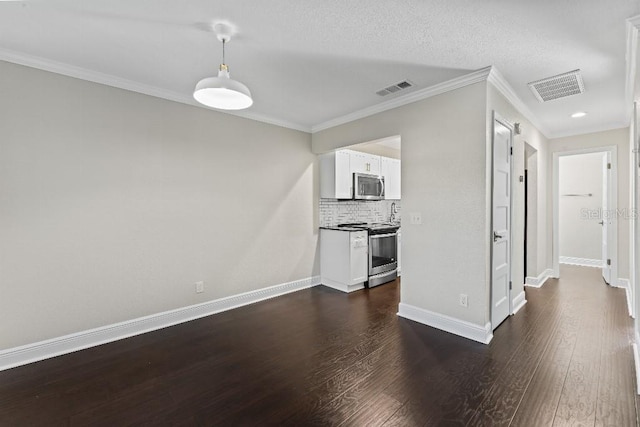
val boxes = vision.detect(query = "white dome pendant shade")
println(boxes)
[193,27,253,110]
[194,65,253,110]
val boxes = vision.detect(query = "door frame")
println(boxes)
[631,102,638,320]
[524,168,528,284]
[552,145,618,282]
[490,111,514,329]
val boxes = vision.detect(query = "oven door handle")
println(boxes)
[369,232,397,239]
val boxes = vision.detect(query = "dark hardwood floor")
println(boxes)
[0,264,637,426]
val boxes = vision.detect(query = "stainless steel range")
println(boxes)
[337,222,400,287]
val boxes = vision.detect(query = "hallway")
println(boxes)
[494,264,637,425]
[0,265,637,425]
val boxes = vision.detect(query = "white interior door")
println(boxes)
[492,116,512,330]
[601,152,611,284]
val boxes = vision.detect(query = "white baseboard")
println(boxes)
[397,303,493,344]
[320,278,365,293]
[525,269,554,288]
[612,278,633,317]
[0,275,321,372]
[512,290,527,315]
[559,256,603,268]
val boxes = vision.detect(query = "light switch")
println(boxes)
[410,212,422,225]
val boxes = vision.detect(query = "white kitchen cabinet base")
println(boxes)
[321,278,366,293]
[320,229,368,293]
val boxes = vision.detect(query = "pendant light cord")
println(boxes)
[222,39,226,66]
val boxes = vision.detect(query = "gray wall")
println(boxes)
[313,82,490,327]
[349,142,401,159]
[0,61,319,349]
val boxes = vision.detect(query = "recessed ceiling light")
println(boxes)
[571,111,587,118]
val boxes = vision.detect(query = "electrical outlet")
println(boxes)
[459,294,468,308]
[410,212,422,225]
[195,281,204,293]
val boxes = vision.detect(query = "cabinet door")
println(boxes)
[335,150,352,199]
[320,150,352,199]
[349,151,369,174]
[381,157,401,199]
[349,151,381,175]
[350,231,369,284]
[367,154,381,175]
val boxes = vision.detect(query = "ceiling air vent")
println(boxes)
[528,69,584,102]
[376,80,414,96]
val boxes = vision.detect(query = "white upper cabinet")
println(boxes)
[320,149,398,199]
[320,150,352,199]
[381,157,401,200]
[348,150,380,175]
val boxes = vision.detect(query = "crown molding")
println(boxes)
[311,66,493,133]
[7,45,626,140]
[486,66,549,138]
[0,48,311,133]
[545,122,629,140]
[625,15,640,123]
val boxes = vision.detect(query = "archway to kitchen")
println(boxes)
[317,135,402,287]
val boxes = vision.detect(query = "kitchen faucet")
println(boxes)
[390,202,397,222]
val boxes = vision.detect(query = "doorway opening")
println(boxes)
[524,143,538,283]
[552,147,617,284]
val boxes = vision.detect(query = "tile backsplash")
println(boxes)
[319,199,401,227]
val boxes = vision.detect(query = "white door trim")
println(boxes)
[631,102,638,320]
[552,145,618,283]
[491,111,514,329]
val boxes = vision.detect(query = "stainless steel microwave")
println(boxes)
[353,173,385,200]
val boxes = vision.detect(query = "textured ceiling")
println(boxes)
[0,0,639,137]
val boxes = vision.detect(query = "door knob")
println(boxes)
[493,231,503,242]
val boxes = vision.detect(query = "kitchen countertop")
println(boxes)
[320,226,366,232]
[320,223,401,232]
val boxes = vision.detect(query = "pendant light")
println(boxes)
[193,24,253,110]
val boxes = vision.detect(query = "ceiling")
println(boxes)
[1,0,639,138]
